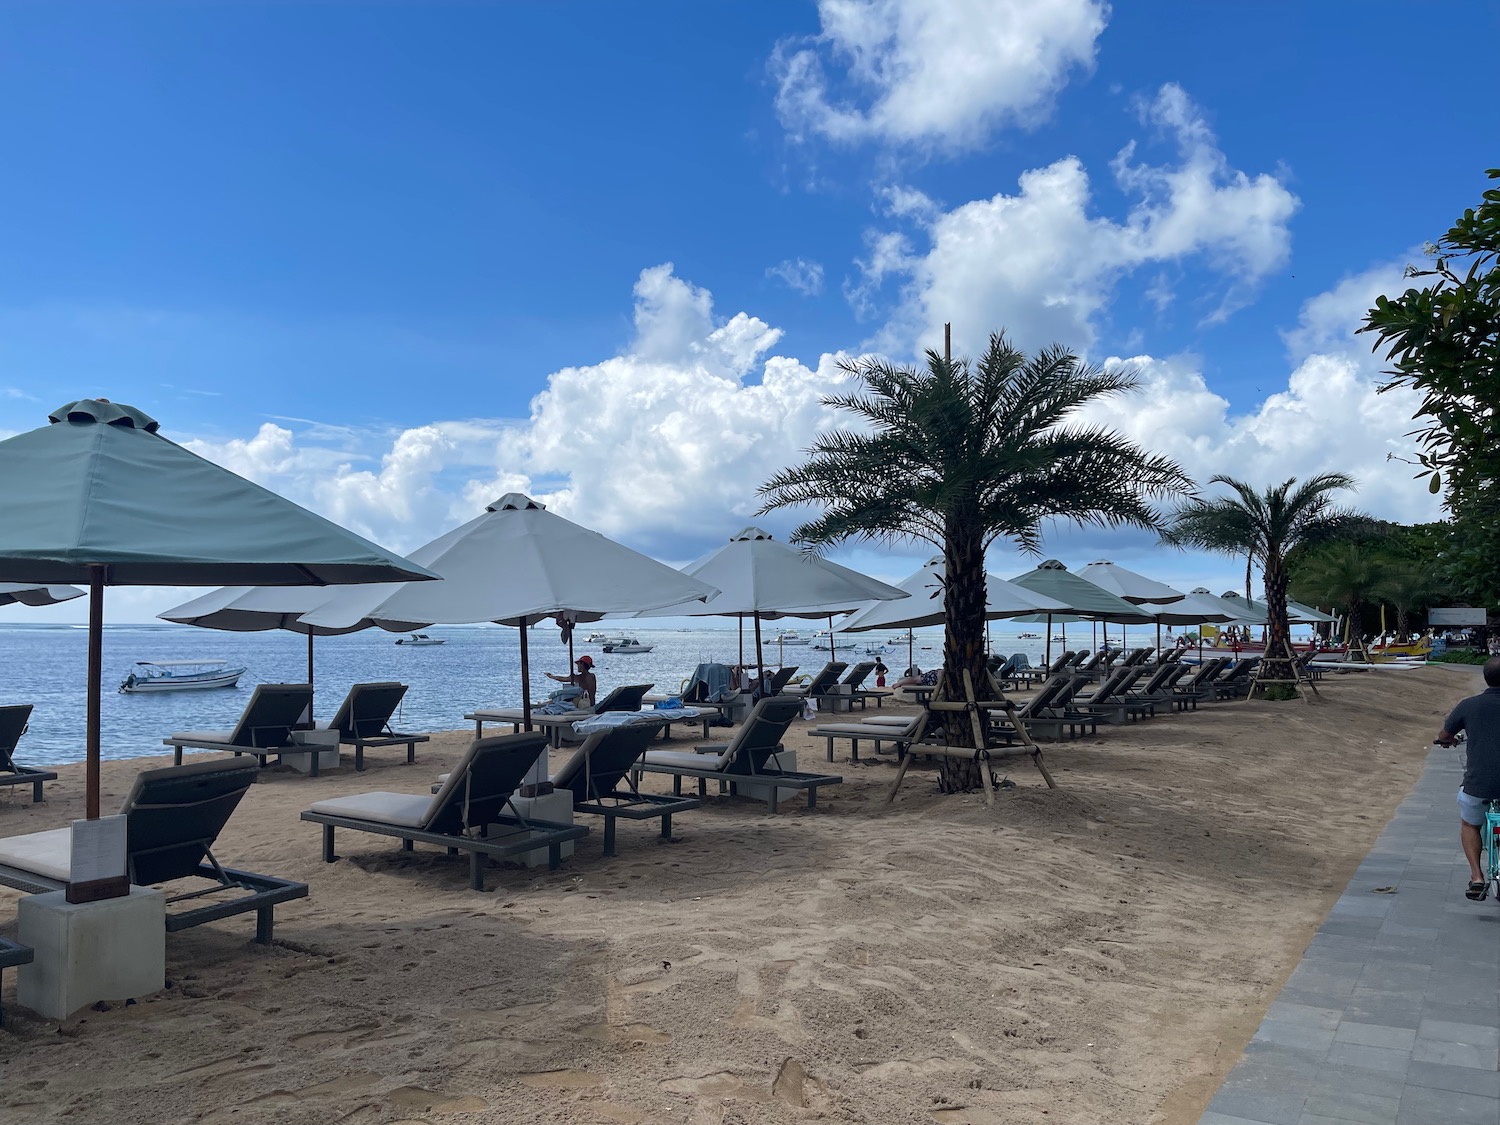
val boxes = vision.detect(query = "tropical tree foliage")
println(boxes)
[1362,168,1500,602]
[1292,544,1386,656]
[1164,475,1371,690]
[758,331,1189,791]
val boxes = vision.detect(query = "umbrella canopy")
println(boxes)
[303,494,719,632]
[1287,598,1337,624]
[1009,561,1154,622]
[1075,560,1185,604]
[0,399,436,820]
[1216,591,1272,625]
[0,582,85,607]
[301,494,720,782]
[633,526,908,680]
[839,556,1068,633]
[1139,587,1242,625]
[0,400,436,586]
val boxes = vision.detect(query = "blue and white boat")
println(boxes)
[119,659,246,694]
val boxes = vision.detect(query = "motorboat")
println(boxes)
[774,631,811,646]
[119,659,245,694]
[1017,632,1040,639]
[395,633,445,646]
[586,632,619,644]
[602,638,654,654]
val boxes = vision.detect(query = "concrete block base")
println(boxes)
[287,730,340,774]
[17,887,166,1019]
[737,750,802,806]
[508,790,575,868]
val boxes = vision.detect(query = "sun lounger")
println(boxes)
[302,732,588,891]
[810,712,924,762]
[466,683,655,742]
[1071,666,1149,725]
[552,721,701,856]
[318,682,429,771]
[163,683,317,771]
[990,675,1095,740]
[0,759,307,943]
[0,937,32,1025]
[1122,663,1190,717]
[745,666,798,698]
[634,696,841,813]
[1171,658,1230,710]
[784,662,848,701]
[0,705,57,803]
[1211,658,1260,700]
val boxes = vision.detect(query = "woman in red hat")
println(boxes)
[546,654,597,706]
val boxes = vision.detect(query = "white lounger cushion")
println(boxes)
[861,715,917,727]
[641,748,731,771]
[0,827,73,881]
[308,791,433,828]
[169,730,235,744]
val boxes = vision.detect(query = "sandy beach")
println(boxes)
[0,666,1475,1125]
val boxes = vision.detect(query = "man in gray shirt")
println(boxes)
[1435,656,1500,900]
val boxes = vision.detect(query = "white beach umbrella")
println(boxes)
[1139,587,1242,625]
[159,585,370,721]
[300,495,720,781]
[1009,560,1154,664]
[633,526,909,681]
[0,582,85,607]
[1076,559,1187,649]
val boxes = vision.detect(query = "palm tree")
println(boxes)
[1374,562,1446,638]
[1293,543,1387,658]
[758,331,1190,791]
[1165,475,1370,690]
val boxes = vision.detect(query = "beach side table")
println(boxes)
[17,886,165,1020]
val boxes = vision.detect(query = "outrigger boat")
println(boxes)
[119,659,245,694]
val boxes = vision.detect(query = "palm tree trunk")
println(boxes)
[939,519,986,792]
[1347,601,1366,660]
[1261,560,1295,686]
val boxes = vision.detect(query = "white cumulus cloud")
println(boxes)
[767,257,826,296]
[858,84,1299,358]
[772,0,1108,149]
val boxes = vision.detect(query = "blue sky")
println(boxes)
[0,1,1491,621]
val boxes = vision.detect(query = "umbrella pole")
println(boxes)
[907,628,914,674]
[306,630,315,726]
[753,612,765,693]
[738,617,744,669]
[86,566,104,821]
[1045,615,1052,667]
[828,614,835,661]
[519,617,532,732]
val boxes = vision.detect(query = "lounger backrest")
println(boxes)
[1048,652,1074,673]
[766,666,798,694]
[1050,676,1087,709]
[553,722,661,801]
[1067,650,1091,668]
[1080,651,1106,671]
[1137,664,1176,694]
[119,759,258,885]
[227,683,315,747]
[1018,676,1069,717]
[722,696,804,776]
[805,662,847,696]
[1163,664,1191,688]
[0,704,32,768]
[1090,667,1130,699]
[327,682,408,739]
[423,732,550,834]
[594,683,654,714]
[841,662,876,689]
[1112,667,1146,697]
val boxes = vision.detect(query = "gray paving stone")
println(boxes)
[1299,1087,1399,1125]
[1404,1060,1500,1099]
[1208,1088,1309,1125]
[1202,1113,1284,1125]
[1297,1114,1384,1125]
[1342,989,1424,1030]
[1409,1038,1498,1070]
[1324,1042,1412,1076]
[1395,1084,1500,1125]
[1332,1023,1418,1051]
[1267,1001,1345,1030]
[1254,1020,1338,1053]
[1417,1017,1500,1049]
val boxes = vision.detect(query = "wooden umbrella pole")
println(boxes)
[738,617,744,669]
[827,614,835,661]
[306,630,315,724]
[907,628,914,674]
[85,565,104,821]
[1045,614,1052,668]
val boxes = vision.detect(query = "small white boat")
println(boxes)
[603,638,654,654]
[586,632,618,644]
[395,633,446,646]
[119,659,245,694]
[1017,632,1040,639]
[774,631,811,646]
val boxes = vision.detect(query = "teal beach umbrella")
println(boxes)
[0,400,435,819]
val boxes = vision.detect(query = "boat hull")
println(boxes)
[120,671,244,693]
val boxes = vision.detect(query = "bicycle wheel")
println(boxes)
[1487,803,1500,903]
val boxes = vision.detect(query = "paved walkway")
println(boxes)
[1199,740,1500,1125]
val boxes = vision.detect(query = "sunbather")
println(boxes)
[545,654,597,706]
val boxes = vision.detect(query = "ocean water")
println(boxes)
[4,621,1033,768]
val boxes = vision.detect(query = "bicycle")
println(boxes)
[1436,733,1500,903]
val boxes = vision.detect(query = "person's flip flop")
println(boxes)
[1465,880,1488,901]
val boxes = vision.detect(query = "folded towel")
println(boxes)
[571,707,701,735]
